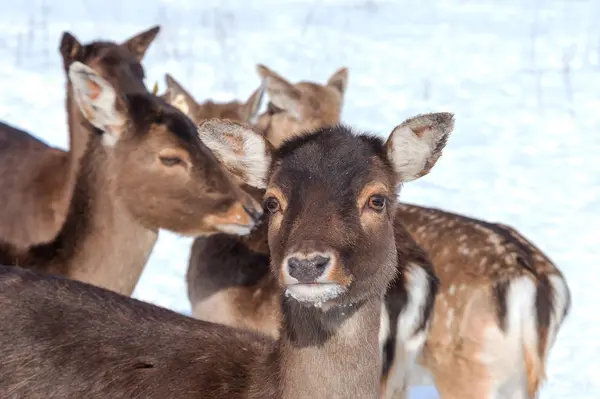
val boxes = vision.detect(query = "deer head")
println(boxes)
[59,26,161,95]
[68,62,263,237]
[160,74,265,125]
[198,111,454,307]
[254,64,348,148]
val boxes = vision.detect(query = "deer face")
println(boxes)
[59,26,161,94]
[254,64,348,148]
[160,73,265,125]
[198,114,455,308]
[68,62,263,237]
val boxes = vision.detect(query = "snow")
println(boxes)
[1,0,598,397]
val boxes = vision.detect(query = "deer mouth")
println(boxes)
[284,283,346,307]
[214,222,255,236]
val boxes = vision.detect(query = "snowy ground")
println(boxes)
[1,0,599,397]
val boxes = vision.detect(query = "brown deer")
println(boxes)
[0,112,454,398]
[157,73,266,125]
[187,65,571,398]
[0,26,160,257]
[0,60,263,297]
[186,64,354,334]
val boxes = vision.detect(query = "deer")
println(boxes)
[0,58,264,297]
[187,64,571,398]
[0,112,455,398]
[157,73,266,125]
[0,26,160,267]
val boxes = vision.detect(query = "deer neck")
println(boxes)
[275,296,383,399]
[48,96,158,295]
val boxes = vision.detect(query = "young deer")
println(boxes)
[0,113,454,398]
[188,66,571,398]
[0,26,160,257]
[158,73,266,125]
[0,61,262,297]
[186,64,354,335]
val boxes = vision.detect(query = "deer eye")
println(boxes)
[264,197,281,214]
[159,156,184,167]
[367,195,386,212]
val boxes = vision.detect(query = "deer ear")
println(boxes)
[121,25,160,61]
[164,74,195,116]
[385,112,455,184]
[59,32,83,71]
[256,64,302,120]
[242,81,267,124]
[68,62,125,147]
[327,67,348,96]
[197,119,272,189]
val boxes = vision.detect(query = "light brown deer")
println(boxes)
[0,112,454,398]
[0,26,161,254]
[157,73,266,125]
[0,59,262,297]
[187,65,571,398]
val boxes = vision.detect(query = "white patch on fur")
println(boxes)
[448,284,456,296]
[170,94,190,115]
[379,303,391,349]
[197,121,271,189]
[214,223,254,236]
[285,284,345,307]
[396,264,432,352]
[545,274,570,356]
[387,124,437,183]
[68,61,123,147]
[479,276,538,397]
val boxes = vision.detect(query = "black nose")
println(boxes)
[287,254,331,283]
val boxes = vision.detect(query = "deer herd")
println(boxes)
[0,25,571,399]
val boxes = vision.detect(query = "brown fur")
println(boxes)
[0,26,160,252]
[0,116,451,397]
[187,66,569,398]
[253,64,347,147]
[159,73,265,125]
[0,43,262,296]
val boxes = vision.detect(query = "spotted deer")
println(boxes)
[187,65,571,398]
[0,59,263,296]
[157,73,266,125]
[0,112,454,398]
[0,26,161,254]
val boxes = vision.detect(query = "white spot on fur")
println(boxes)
[487,233,505,254]
[379,304,391,349]
[197,121,271,189]
[396,264,432,352]
[448,284,456,296]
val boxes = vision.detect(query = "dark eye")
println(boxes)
[367,195,386,212]
[264,197,281,214]
[160,156,184,167]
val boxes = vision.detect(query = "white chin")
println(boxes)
[215,223,254,236]
[285,284,345,307]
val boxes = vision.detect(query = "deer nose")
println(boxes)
[286,254,331,284]
[243,202,263,224]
